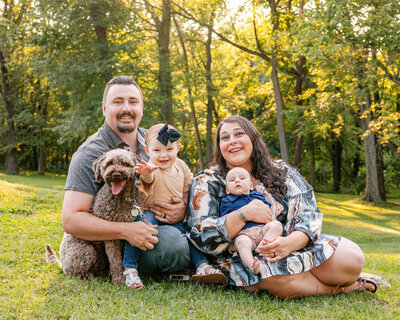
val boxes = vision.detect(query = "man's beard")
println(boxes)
[117,124,136,133]
[117,112,136,133]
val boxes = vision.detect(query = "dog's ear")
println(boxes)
[93,153,106,182]
[131,153,141,167]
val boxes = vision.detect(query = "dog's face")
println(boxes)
[93,149,139,195]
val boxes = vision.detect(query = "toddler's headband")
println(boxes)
[156,123,181,146]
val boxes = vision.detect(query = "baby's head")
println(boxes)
[226,167,253,195]
[144,123,181,169]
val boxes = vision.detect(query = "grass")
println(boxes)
[0,173,399,319]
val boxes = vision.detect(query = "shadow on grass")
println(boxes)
[318,197,400,255]
[0,171,66,190]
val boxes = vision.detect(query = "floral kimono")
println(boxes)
[185,161,341,286]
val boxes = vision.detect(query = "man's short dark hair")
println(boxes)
[102,76,143,103]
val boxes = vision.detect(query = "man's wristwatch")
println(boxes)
[236,209,248,223]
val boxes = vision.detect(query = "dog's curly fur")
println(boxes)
[46,149,141,285]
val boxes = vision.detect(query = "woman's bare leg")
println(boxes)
[245,272,338,298]
[245,238,370,298]
[310,237,364,286]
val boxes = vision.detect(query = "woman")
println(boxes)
[186,116,389,298]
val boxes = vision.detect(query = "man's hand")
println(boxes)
[149,197,186,224]
[122,221,159,251]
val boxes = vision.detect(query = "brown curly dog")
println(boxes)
[46,149,142,285]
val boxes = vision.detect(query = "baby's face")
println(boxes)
[145,138,180,170]
[226,167,253,195]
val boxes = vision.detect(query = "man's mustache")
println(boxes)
[117,112,136,120]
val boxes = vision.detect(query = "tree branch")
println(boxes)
[172,1,270,61]
[143,0,161,30]
[253,14,271,62]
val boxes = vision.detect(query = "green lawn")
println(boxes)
[0,174,399,319]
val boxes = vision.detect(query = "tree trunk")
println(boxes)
[293,5,306,170]
[270,56,289,163]
[268,1,289,163]
[89,1,113,83]
[310,137,315,188]
[0,51,18,174]
[38,103,48,175]
[173,16,204,170]
[332,138,342,192]
[376,141,386,200]
[294,136,303,170]
[371,81,386,200]
[360,90,383,202]
[355,54,384,202]
[157,0,173,124]
[205,25,215,166]
[352,146,361,179]
[38,145,46,175]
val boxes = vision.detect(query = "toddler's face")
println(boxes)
[226,167,253,195]
[145,138,180,170]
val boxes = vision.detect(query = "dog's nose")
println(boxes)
[111,172,122,180]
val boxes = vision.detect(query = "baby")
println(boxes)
[220,167,283,274]
[123,123,225,289]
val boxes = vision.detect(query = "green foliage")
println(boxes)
[0,0,399,194]
[1,174,399,319]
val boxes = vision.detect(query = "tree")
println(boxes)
[143,0,173,124]
[0,0,30,173]
[173,15,204,169]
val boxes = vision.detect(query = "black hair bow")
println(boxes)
[157,123,181,146]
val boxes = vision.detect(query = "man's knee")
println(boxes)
[158,225,189,254]
[139,225,190,273]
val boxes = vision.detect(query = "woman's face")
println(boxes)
[219,122,253,171]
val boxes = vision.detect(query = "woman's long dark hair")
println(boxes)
[214,116,287,198]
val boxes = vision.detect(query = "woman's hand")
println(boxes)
[255,231,310,263]
[255,237,291,263]
[242,199,273,224]
[149,197,186,224]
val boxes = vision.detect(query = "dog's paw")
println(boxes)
[112,274,125,285]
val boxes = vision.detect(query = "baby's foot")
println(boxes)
[251,257,261,274]
[123,268,143,290]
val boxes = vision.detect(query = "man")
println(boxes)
[62,76,190,281]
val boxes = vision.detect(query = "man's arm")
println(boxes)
[62,190,159,251]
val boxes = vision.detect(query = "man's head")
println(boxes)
[226,167,253,195]
[102,76,143,134]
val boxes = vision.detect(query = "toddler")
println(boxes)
[220,167,283,274]
[123,123,225,289]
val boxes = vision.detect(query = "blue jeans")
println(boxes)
[123,210,206,273]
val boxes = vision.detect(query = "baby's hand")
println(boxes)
[135,160,159,176]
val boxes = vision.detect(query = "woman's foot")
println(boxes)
[251,257,261,274]
[341,277,377,294]
[359,273,391,288]
[123,268,143,290]
[191,263,226,284]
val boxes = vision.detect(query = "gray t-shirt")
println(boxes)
[65,122,149,195]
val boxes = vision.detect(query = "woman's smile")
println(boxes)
[219,122,253,171]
